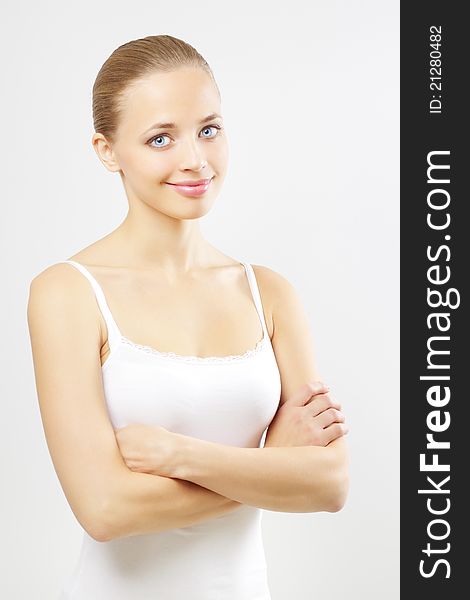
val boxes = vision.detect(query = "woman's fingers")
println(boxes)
[305,393,342,417]
[315,407,345,428]
[323,422,349,444]
[306,393,349,444]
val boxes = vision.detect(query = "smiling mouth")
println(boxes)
[165,177,214,186]
[164,176,214,197]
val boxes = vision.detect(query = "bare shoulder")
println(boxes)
[30,261,84,287]
[28,262,103,342]
[250,263,299,313]
[250,263,295,289]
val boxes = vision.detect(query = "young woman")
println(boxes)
[27,34,350,600]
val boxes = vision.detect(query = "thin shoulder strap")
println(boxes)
[60,260,122,350]
[240,262,269,339]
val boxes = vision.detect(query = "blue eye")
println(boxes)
[148,124,222,149]
[149,134,171,148]
[200,125,221,138]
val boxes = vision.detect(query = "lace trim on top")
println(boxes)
[119,334,267,364]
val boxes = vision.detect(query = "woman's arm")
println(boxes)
[28,265,243,544]
[170,432,348,512]
[105,473,243,540]
[120,394,348,514]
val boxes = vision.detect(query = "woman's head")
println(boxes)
[91,35,228,220]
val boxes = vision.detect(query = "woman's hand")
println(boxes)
[264,381,348,448]
[114,423,184,478]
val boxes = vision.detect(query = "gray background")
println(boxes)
[1,1,399,598]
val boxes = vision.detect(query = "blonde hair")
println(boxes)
[92,34,218,145]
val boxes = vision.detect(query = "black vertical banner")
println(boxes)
[401,3,468,598]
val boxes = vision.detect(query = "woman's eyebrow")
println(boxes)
[141,113,222,135]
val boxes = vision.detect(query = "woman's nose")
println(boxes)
[179,138,207,171]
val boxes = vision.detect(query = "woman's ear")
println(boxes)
[91,133,122,173]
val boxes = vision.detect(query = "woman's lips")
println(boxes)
[165,177,213,197]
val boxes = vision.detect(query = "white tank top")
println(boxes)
[57,259,281,600]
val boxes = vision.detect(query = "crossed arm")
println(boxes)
[103,471,243,541]
[171,431,349,513]
[106,421,348,542]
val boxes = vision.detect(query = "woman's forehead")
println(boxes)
[127,68,217,103]
[120,70,221,131]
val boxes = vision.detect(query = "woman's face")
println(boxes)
[96,67,229,220]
